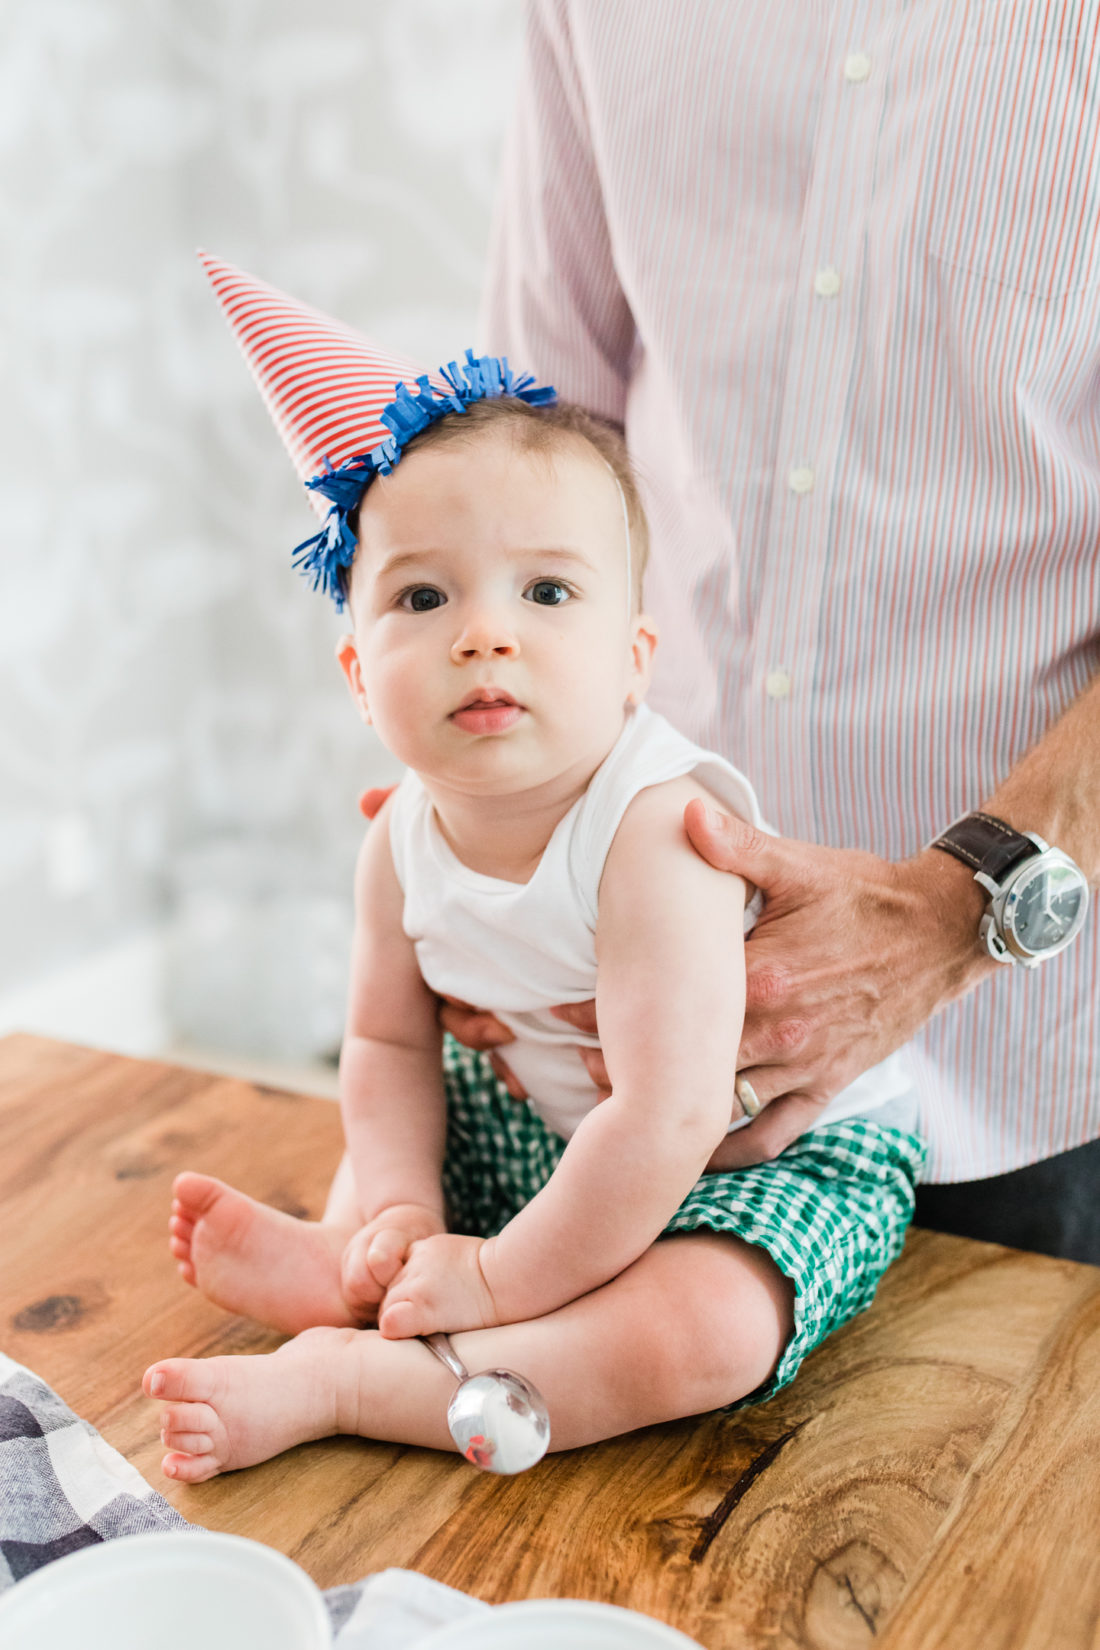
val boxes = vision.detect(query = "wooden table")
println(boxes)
[2,1033,1099,1648]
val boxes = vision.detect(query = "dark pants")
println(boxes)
[914,1137,1100,1265]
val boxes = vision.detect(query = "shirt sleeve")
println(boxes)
[479,0,635,425]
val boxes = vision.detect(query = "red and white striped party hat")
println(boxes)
[199,251,556,609]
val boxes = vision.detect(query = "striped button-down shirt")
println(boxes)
[482,0,1100,1180]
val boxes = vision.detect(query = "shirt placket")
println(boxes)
[744,1,893,840]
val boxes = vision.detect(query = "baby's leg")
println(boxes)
[145,1232,792,1481]
[170,1166,360,1335]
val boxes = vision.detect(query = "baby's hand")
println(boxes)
[340,1204,446,1323]
[377,1233,499,1339]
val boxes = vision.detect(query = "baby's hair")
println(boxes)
[346,395,649,609]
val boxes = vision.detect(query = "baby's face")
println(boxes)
[337,428,656,799]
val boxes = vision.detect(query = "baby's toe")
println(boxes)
[161,1449,221,1483]
[171,1171,224,1220]
[161,1427,213,1455]
[157,1396,228,1477]
[168,1210,196,1278]
[159,1399,218,1440]
[143,1358,213,1402]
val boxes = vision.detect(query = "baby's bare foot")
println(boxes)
[143,1327,362,1482]
[170,1172,356,1334]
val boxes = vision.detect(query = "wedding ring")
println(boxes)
[734,1075,762,1119]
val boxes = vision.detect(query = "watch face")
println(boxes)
[1008,860,1087,954]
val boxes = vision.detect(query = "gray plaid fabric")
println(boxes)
[442,1039,928,1402]
[0,1355,483,1642]
[0,1355,186,1590]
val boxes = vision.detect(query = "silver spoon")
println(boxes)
[421,1332,551,1474]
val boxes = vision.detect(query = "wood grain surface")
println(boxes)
[2,1033,1098,1649]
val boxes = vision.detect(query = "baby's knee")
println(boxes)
[642,1235,794,1413]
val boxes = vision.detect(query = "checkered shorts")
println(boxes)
[441,1039,927,1405]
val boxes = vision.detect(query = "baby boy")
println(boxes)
[142,260,924,1478]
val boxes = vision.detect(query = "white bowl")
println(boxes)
[0,1530,332,1650]
[418,1598,706,1649]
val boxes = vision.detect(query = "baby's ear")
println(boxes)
[625,612,659,705]
[336,634,371,724]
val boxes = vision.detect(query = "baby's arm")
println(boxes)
[380,776,746,1335]
[338,797,449,1304]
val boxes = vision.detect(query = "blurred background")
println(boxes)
[0,0,522,1094]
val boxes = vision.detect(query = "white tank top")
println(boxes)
[389,704,912,1140]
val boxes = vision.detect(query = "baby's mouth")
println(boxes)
[450,688,525,734]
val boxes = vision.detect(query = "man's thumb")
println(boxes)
[683,796,791,890]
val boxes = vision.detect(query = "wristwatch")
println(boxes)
[931,812,1089,968]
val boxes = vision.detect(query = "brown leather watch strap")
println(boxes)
[931,812,1038,881]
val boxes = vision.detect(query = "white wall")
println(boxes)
[0,0,522,1065]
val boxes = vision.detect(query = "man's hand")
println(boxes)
[340,1203,447,1323]
[683,798,994,1165]
[549,802,995,1168]
[404,799,995,1175]
[359,785,398,819]
[550,1001,610,1097]
[377,1233,500,1339]
[436,994,529,1100]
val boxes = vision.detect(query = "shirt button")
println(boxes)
[765,669,792,699]
[788,465,815,495]
[813,266,842,298]
[844,52,872,82]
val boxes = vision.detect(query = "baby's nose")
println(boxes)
[450,614,519,660]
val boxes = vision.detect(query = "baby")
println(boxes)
[144,263,925,1479]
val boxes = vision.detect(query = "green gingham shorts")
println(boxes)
[441,1038,928,1405]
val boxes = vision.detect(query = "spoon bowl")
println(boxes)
[422,1333,551,1474]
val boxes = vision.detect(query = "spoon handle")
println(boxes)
[421,1332,469,1382]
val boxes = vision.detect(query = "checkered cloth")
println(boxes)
[0,1352,485,1644]
[442,1040,928,1402]
[0,1354,185,1583]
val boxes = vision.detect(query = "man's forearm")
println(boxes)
[980,672,1100,880]
[910,670,1100,1002]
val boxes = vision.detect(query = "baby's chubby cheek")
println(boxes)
[355,650,434,735]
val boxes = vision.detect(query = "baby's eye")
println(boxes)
[398,585,447,612]
[523,579,573,607]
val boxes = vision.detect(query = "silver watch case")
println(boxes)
[975,833,1090,968]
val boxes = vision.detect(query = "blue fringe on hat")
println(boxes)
[292,350,557,610]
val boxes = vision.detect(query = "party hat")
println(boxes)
[199,252,555,608]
